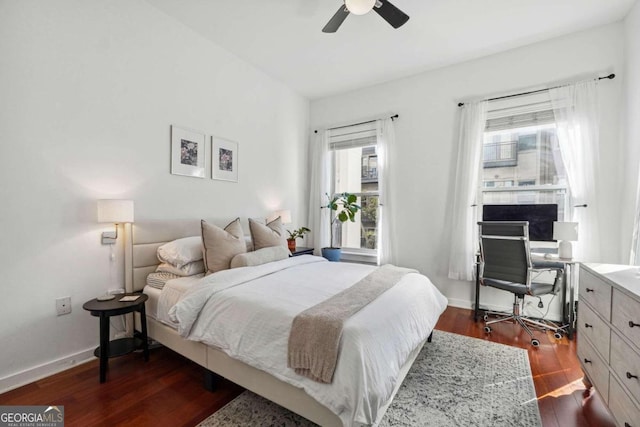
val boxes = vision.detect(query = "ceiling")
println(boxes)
[147,0,636,99]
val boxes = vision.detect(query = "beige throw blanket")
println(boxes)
[287,264,418,383]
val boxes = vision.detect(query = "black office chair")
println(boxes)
[478,221,566,346]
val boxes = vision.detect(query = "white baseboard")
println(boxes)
[445,298,474,310]
[0,348,95,394]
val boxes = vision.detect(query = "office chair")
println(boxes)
[477,221,566,347]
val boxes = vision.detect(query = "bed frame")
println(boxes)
[124,220,427,427]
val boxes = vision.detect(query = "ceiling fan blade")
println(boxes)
[322,6,349,33]
[373,0,409,29]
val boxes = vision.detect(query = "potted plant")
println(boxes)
[322,192,361,261]
[286,226,311,251]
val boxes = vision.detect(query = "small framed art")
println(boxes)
[170,125,206,178]
[211,136,239,182]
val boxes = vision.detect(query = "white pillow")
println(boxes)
[157,236,203,268]
[230,246,290,269]
[156,260,205,277]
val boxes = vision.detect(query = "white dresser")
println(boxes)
[578,263,640,427]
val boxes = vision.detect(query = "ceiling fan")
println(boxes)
[322,0,409,33]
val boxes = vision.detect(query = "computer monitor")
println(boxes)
[482,204,558,242]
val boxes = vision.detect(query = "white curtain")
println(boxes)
[630,170,640,265]
[448,101,488,281]
[307,130,331,255]
[550,80,600,262]
[376,118,396,265]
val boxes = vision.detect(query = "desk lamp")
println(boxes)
[553,222,578,259]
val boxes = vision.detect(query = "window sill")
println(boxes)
[340,250,377,265]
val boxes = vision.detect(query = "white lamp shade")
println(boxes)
[553,222,578,242]
[345,0,376,15]
[97,199,134,223]
[274,209,292,225]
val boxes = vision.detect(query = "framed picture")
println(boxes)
[211,136,239,182]
[170,125,206,178]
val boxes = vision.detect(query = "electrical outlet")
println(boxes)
[56,296,71,316]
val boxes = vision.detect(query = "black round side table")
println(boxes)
[83,293,149,383]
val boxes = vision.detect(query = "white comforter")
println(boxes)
[169,255,448,426]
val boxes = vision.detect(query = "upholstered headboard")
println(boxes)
[124,218,258,292]
[125,219,204,292]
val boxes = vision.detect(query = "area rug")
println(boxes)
[198,330,541,427]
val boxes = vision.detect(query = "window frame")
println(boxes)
[328,122,380,259]
[479,107,571,226]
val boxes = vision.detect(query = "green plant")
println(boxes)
[323,192,361,248]
[287,226,311,241]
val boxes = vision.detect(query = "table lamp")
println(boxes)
[272,209,292,225]
[553,222,578,259]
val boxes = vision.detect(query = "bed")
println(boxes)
[124,220,447,427]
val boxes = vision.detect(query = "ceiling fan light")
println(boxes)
[344,0,376,15]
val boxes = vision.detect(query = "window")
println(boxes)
[329,122,380,253]
[481,98,569,223]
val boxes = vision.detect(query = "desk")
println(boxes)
[531,254,579,339]
[474,254,579,339]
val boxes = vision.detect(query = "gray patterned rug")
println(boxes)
[198,330,541,427]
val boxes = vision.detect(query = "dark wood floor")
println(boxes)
[0,306,616,426]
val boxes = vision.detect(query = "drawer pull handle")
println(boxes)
[583,358,592,364]
[585,288,594,293]
[630,321,640,328]
[627,372,638,380]
[584,323,593,328]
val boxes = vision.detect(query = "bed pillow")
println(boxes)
[156,260,205,277]
[201,218,247,274]
[249,217,287,251]
[146,271,181,290]
[157,236,203,268]
[245,235,254,252]
[230,246,290,268]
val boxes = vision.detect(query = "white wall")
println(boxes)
[0,0,308,389]
[310,24,625,313]
[622,1,640,263]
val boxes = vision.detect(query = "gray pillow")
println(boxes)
[249,217,287,251]
[230,246,290,268]
[201,218,247,274]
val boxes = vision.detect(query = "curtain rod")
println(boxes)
[457,73,615,107]
[314,114,398,134]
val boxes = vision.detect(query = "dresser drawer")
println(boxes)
[609,375,640,427]
[611,288,640,351]
[578,338,609,402]
[579,268,612,321]
[577,302,610,362]
[610,332,640,402]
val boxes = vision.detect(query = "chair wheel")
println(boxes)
[531,339,540,347]
[554,332,563,340]
[484,326,492,333]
